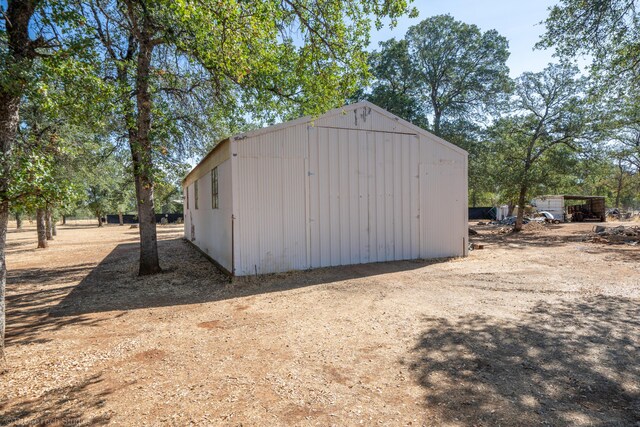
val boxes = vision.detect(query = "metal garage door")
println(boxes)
[307,126,420,268]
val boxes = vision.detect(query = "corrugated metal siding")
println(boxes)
[532,197,565,221]
[234,153,307,275]
[183,159,233,271]
[313,105,410,134]
[236,125,307,159]
[187,103,470,275]
[308,127,422,268]
[418,135,468,258]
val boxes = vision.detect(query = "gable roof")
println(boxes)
[183,101,467,184]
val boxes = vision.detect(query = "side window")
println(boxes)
[211,167,219,209]
[194,180,199,209]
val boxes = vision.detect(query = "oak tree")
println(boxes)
[488,64,588,231]
[405,14,511,136]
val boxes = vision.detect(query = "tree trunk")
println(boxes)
[97,215,103,227]
[0,0,38,364]
[52,221,57,236]
[433,109,442,137]
[62,215,66,225]
[514,184,528,232]
[0,66,19,370]
[118,212,123,226]
[45,207,53,240]
[36,209,47,248]
[0,203,8,364]
[615,162,624,208]
[15,212,22,230]
[130,28,161,276]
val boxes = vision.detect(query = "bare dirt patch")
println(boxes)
[1,221,639,426]
[133,349,167,362]
[197,320,223,329]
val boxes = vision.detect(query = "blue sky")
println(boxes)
[370,0,558,77]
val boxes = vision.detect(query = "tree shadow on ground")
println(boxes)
[5,239,35,250]
[124,227,181,236]
[472,228,583,249]
[8,235,441,347]
[471,226,640,263]
[57,223,100,229]
[8,263,96,285]
[571,244,640,263]
[6,263,105,346]
[0,373,112,426]
[51,237,444,316]
[4,232,40,255]
[409,296,640,426]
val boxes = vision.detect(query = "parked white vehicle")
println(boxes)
[536,211,560,223]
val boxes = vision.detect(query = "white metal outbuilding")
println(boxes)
[531,196,565,222]
[183,101,468,276]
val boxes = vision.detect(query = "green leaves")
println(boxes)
[540,0,640,108]
[486,63,590,204]
[157,0,416,118]
[365,14,512,136]
[6,144,80,211]
[406,15,512,133]
[361,14,512,205]
[363,38,429,128]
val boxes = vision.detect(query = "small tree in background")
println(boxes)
[86,185,111,227]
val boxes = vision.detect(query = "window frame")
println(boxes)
[194,180,199,209]
[211,167,219,209]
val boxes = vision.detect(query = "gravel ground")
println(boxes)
[1,221,639,426]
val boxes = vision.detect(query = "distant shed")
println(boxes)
[532,195,606,222]
[182,101,468,276]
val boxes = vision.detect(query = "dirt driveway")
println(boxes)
[1,221,639,426]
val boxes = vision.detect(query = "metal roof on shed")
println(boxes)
[537,195,605,200]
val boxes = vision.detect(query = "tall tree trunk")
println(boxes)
[62,215,66,225]
[36,209,47,249]
[0,0,38,365]
[118,212,123,226]
[45,206,53,240]
[0,203,7,364]
[433,109,442,137]
[97,215,103,227]
[0,50,19,370]
[52,220,57,236]
[15,212,22,230]
[615,162,624,209]
[130,29,161,276]
[514,184,528,232]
